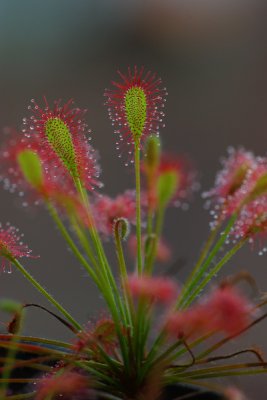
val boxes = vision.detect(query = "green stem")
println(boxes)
[47,202,100,286]
[134,141,142,274]
[0,340,70,359]
[139,336,180,384]
[182,238,246,309]
[49,197,119,321]
[114,226,133,328]
[164,333,213,365]
[144,330,213,380]
[73,179,131,372]
[145,205,165,274]
[151,340,182,367]
[180,224,220,300]
[114,230,128,282]
[70,216,99,270]
[74,178,126,322]
[173,362,267,379]
[49,201,126,333]
[74,360,117,385]
[133,194,163,368]
[48,197,130,368]
[144,330,166,369]
[178,214,237,308]
[189,369,267,379]
[11,258,81,331]
[0,334,72,350]
[134,299,150,371]
[48,203,122,329]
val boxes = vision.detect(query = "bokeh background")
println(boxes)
[0,1,267,398]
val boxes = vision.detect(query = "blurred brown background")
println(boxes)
[0,1,267,398]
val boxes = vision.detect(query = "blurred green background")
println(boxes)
[0,1,267,398]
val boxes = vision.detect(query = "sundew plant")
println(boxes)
[0,67,267,399]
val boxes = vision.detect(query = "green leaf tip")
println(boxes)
[144,135,161,172]
[157,170,179,207]
[17,149,44,189]
[0,299,22,314]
